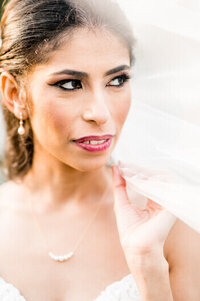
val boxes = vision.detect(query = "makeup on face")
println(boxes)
[73,134,114,153]
[27,28,132,170]
[47,65,131,92]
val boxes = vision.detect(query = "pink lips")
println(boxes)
[73,135,114,152]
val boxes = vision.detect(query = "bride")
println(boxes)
[0,0,199,300]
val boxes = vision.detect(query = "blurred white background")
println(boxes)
[116,0,200,123]
[112,0,200,168]
[113,0,200,233]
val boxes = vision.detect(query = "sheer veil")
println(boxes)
[0,0,200,233]
[113,0,200,233]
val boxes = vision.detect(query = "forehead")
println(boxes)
[32,28,130,76]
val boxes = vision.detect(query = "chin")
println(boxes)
[69,157,111,172]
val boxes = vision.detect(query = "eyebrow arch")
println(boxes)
[50,69,88,78]
[50,64,130,78]
[105,65,130,76]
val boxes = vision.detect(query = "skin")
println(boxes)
[1,27,200,301]
[0,27,132,300]
[1,28,131,212]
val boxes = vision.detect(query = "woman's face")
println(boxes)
[26,28,132,171]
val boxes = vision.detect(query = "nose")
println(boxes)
[82,89,111,125]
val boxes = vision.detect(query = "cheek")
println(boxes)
[27,83,72,135]
[30,96,75,143]
[46,106,73,135]
[114,92,131,128]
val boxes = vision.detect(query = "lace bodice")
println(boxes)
[0,273,141,300]
[95,274,141,300]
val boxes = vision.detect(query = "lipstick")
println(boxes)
[73,135,114,152]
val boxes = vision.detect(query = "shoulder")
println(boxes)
[0,180,21,203]
[164,218,200,300]
[0,180,15,207]
[164,218,200,265]
[0,181,9,206]
[0,180,25,217]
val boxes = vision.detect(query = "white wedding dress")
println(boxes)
[0,274,141,301]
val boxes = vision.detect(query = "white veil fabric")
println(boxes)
[0,0,200,233]
[113,0,200,233]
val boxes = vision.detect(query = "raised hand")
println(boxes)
[112,164,177,268]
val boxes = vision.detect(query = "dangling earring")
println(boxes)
[18,112,25,135]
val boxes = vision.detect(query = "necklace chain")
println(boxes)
[28,187,109,262]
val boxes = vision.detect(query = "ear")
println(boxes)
[0,71,29,119]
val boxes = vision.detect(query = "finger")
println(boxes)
[147,198,164,210]
[112,165,139,237]
[112,165,130,211]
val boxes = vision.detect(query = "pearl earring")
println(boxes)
[18,112,25,135]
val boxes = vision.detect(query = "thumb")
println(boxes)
[112,165,130,212]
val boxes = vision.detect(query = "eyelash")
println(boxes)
[50,73,131,91]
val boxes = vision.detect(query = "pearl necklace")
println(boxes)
[29,188,109,263]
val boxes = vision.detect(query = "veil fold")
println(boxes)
[0,0,200,233]
[114,0,200,233]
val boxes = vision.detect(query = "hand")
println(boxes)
[112,164,177,266]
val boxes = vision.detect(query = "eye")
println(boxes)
[49,79,82,90]
[107,73,130,87]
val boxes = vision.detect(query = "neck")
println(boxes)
[18,143,113,213]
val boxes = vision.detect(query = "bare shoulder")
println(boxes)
[164,218,200,300]
[164,218,200,264]
[0,180,11,204]
[0,180,24,217]
[0,180,17,206]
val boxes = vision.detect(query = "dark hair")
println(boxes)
[0,0,135,181]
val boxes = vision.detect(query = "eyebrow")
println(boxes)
[105,65,130,76]
[50,64,130,78]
